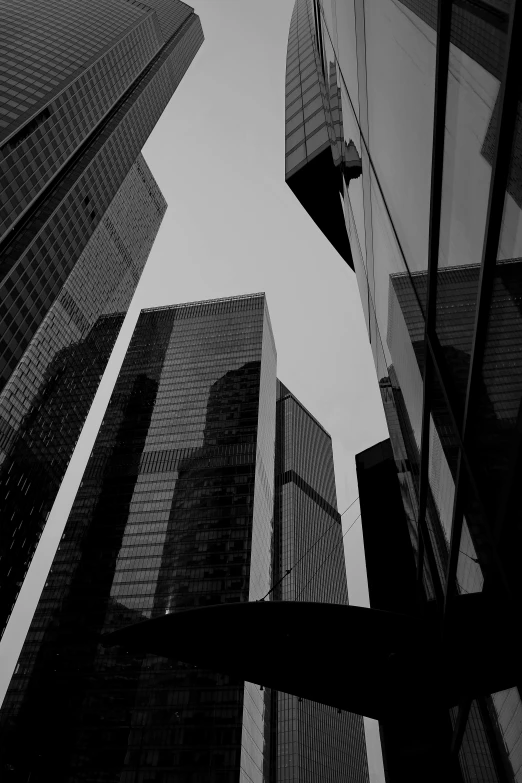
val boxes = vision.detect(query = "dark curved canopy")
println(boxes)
[103,598,516,721]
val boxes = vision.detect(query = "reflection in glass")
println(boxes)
[289,0,521,777]
[0,156,166,639]
[0,295,276,783]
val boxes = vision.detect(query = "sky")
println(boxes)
[0,2,388,779]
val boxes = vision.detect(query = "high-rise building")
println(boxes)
[271,380,369,783]
[285,0,522,780]
[0,294,277,783]
[0,0,203,635]
[0,294,370,783]
[0,0,203,392]
[0,155,166,638]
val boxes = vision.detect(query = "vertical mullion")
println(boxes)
[450,698,472,756]
[443,0,522,617]
[477,696,516,783]
[416,0,453,604]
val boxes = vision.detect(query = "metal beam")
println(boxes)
[415,0,453,603]
[477,696,516,783]
[450,698,471,756]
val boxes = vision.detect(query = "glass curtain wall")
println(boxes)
[0,155,166,639]
[285,0,522,780]
[271,380,369,783]
[0,294,277,783]
[0,0,203,638]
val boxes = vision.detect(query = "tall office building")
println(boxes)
[0,294,277,783]
[0,294,371,783]
[0,0,203,635]
[0,155,166,638]
[285,0,522,780]
[271,380,369,783]
[0,0,203,391]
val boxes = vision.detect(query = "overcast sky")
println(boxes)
[0,2,387,778]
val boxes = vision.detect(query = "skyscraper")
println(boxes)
[0,294,371,783]
[0,0,203,635]
[272,380,369,783]
[0,294,277,783]
[0,155,166,638]
[285,0,522,780]
[0,0,203,392]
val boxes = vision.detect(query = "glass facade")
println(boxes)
[285,0,361,267]
[0,155,166,638]
[0,0,144,135]
[0,294,277,783]
[0,0,203,395]
[0,0,203,635]
[271,381,369,783]
[285,0,522,780]
[0,294,374,782]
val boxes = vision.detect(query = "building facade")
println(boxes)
[0,155,166,638]
[0,0,203,393]
[0,294,277,783]
[0,294,371,783]
[0,0,203,635]
[271,380,369,783]
[285,0,522,781]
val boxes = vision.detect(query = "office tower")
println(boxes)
[0,0,203,391]
[285,0,522,780]
[0,155,166,638]
[0,0,203,635]
[271,380,369,783]
[0,294,277,783]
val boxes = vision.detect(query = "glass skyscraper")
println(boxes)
[0,0,203,636]
[0,294,277,783]
[0,0,203,391]
[285,0,522,781]
[0,155,166,638]
[272,380,369,783]
[0,294,370,783]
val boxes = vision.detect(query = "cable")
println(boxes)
[459,549,479,564]
[296,513,361,600]
[258,496,360,601]
[338,496,360,519]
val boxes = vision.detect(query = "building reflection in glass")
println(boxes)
[0,156,166,639]
[285,0,522,778]
[0,294,276,783]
